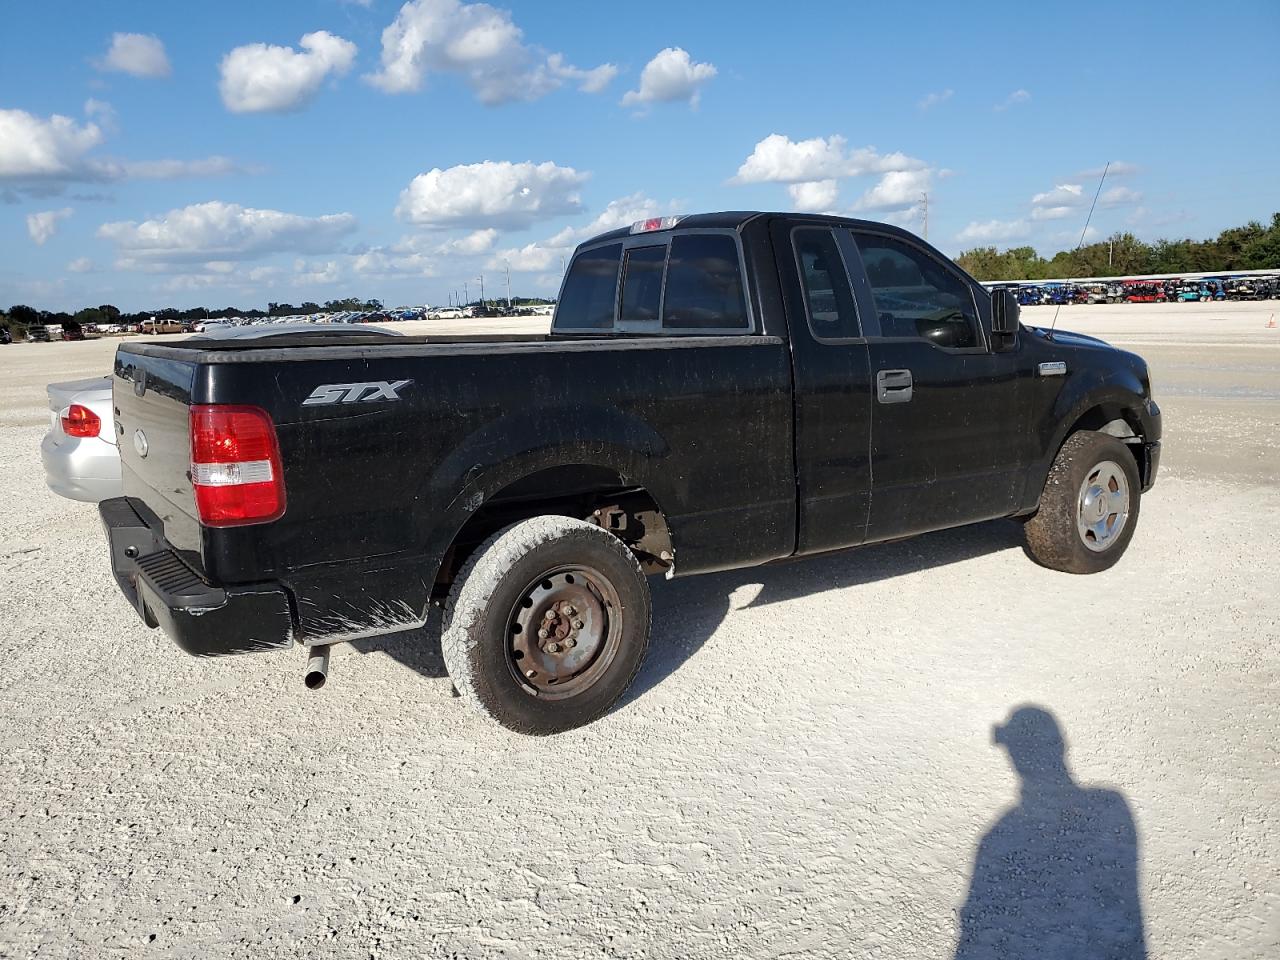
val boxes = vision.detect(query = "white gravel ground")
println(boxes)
[0,303,1277,959]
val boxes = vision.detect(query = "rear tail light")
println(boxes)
[189,404,286,527]
[61,404,102,438]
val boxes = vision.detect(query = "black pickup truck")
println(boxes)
[100,212,1161,733]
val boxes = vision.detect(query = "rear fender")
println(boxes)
[420,403,677,577]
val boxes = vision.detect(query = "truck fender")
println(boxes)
[1026,370,1150,505]
[417,404,678,581]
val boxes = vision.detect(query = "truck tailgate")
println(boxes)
[112,350,202,558]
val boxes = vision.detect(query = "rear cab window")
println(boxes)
[554,243,622,330]
[553,230,753,336]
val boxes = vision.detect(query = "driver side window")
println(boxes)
[851,232,979,349]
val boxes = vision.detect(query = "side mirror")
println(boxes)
[991,288,1020,335]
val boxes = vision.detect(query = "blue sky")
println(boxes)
[3,0,1278,312]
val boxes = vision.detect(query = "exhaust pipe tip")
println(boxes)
[304,645,331,691]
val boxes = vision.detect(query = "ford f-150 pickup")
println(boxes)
[99,212,1161,733]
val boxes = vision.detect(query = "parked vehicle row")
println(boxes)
[1009,275,1280,305]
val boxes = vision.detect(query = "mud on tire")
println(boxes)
[441,515,651,735]
[1023,430,1142,575]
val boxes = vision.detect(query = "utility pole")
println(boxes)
[921,192,929,240]
[560,254,566,276]
[463,281,469,307]
[1108,238,1114,268]
[504,260,512,313]
[477,275,485,311]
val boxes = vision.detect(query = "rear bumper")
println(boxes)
[99,497,294,657]
[42,433,122,503]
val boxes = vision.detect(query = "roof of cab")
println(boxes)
[579,211,922,248]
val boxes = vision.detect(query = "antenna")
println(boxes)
[1047,161,1109,340]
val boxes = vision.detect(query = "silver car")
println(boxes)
[39,324,401,503]
[41,376,121,502]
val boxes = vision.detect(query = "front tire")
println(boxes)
[441,516,651,734]
[1023,431,1142,574]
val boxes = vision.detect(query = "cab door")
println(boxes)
[772,220,873,555]
[843,229,1025,542]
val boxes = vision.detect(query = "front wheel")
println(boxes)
[441,516,651,734]
[1023,431,1142,574]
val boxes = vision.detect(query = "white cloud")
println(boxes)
[96,33,171,78]
[1030,205,1075,221]
[1100,186,1142,207]
[352,248,439,279]
[544,193,663,247]
[27,208,72,245]
[1031,183,1084,206]
[733,134,926,184]
[621,47,717,109]
[490,240,561,273]
[918,89,953,110]
[433,228,499,255]
[546,54,618,95]
[367,0,616,104]
[1030,183,1085,220]
[396,160,587,229]
[994,88,1031,111]
[0,109,104,179]
[83,99,117,130]
[956,218,1030,243]
[0,108,248,189]
[219,31,358,113]
[851,169,933,212]
[67,257,96,273]
[98,201,357,263]
[293,259,343,286]
[491,193,667,272]
[787,179,839,212]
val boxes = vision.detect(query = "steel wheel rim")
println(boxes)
[506,565,622,699]
[1077,459,1130,553]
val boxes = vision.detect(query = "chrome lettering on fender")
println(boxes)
[302,380,412,406]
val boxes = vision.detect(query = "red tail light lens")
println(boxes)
[189,404,286,527]
[61,403,102,438]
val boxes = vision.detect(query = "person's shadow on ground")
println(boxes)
[955,705,1147,960]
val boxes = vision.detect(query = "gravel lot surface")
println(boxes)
[1,303,1276,959]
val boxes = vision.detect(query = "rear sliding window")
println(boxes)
[620,245,666,324]
[554,232,749,334]
[555,243,622,329]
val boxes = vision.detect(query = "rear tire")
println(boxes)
[441,516,651,735]
[1023,431,1142,574]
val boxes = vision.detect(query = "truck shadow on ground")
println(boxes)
[954,704,1147,959]
[352,517,1027,701]
[620,517,1026,708]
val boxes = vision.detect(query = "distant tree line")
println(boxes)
[956,212,1280,281]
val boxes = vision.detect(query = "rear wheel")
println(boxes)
[1023,431,1142,574]
[441,516,651,734]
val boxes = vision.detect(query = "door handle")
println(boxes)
[876,368,913,404]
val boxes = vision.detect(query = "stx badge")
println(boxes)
[302,380,412,406]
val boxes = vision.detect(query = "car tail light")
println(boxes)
[61,404,102,438]
[189,404,286,527]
